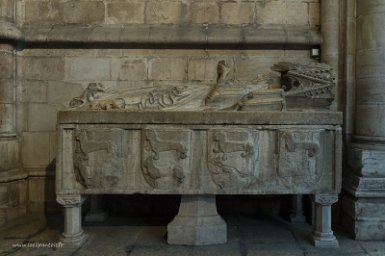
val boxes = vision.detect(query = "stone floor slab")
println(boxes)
[1,215,384,256]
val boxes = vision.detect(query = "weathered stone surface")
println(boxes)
[348,147,385,177]
[190,2,219,24]
[28,177,55,213]
[0,180,27,225]
[115,58,147,81]
[187,58,219,81]
[64,58,111,81]
[58,1,105,24]
[0,104,14,133]
[0,53,13,79]
[47,81,84,106]
[256,0,286,25]
[27,104,60,132]
[22,80,48,103]
[22,57,64,80]
[355,105,385,139]
[286,1,309,26]
[356,77,385,104]
[0,184,7,227]
[0,0,14,22]
[106,2,145,24]
[342,195,385,240]
[145,1,186,24]
[0,138,19,172]
[235,58,274,81]
[149,58,186,81]
[9,180,27,207]
[22,132,50,168]
[220,2,254,25]
[24,1,60,25]
[310,2,320,27]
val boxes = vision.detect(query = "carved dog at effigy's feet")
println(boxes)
[69,82,105,109]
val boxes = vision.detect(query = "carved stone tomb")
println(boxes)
[56,62,342,247]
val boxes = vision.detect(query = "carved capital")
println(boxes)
[57,195,85,207]
[313,193,338,205]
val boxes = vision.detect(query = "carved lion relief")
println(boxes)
[141,129,191,189]
[278,130,321,188]
[207,129,260,189]
[73,129,126,189]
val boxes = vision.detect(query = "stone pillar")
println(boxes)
[167,195,226,245]
[57,195,88,247]
[311,194,338,248]
[0,0,24,229]
[0,43,19,179]
[84,195,108,222]
[321,0,340,110]
[342,0,385,240]
[343,0,356,142]
[290,195,306,223]
[0,0,19,172]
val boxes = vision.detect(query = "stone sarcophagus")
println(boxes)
[56,61,342,248]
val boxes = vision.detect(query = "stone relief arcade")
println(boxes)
[0,0,385,251]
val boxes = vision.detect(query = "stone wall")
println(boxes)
[20,0,319,27]
[2,0,321,220]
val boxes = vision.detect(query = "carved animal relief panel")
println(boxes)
[141,129,191,189]
[207,129,260,189]
[277,130,321,189]
[73,129,126,189]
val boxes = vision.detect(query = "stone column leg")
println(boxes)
[167,195,227,245]
[311,194,338,248]
[57,195,88,247]
[85,195,108,222]
[290,195,306,223]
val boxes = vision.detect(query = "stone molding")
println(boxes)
[313,193,338,205]
[21,25,321,48]
[58,111,342,125]
[57,195,85,207]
